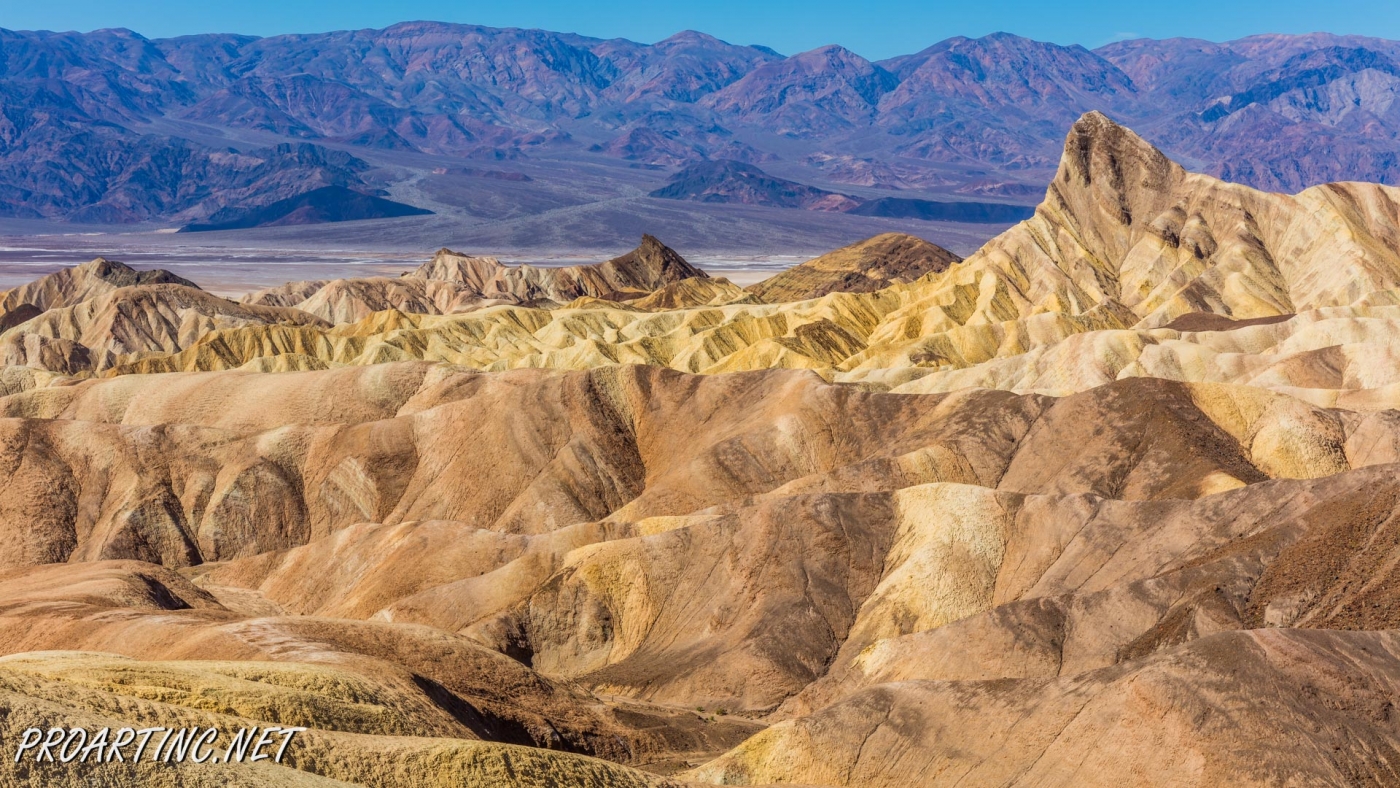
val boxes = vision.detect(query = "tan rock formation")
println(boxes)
[0,257,197,312]
[0,559,757,779]
[746,232,961,302]
[626,277,756,310]
[0,284,327,373]
[240,236,710,324]
[691,629,1400,787]
[240,279,331,308]
[416,234,708,302]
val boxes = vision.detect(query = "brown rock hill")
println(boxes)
[0,283,327,374]
[693,630,1400,786]
[238,278,332,308]
[414,233,708,302]
[273,276,493,325]
[4,365,1400,782]
[241,235,709,323]
[0,257,197,313]
[626,277,757,310]
[746,232,962,302]
[0,560,755,782]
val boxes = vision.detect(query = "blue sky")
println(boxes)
[6,0,1400,59]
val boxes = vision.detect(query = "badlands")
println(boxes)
[3,112,1400,785]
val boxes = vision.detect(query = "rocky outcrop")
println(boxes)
[241,279,331,308]
[0,560,732,783]
[627,277,756,310]
[417,234,709,302]
[747,232,962,301]
[692,629,1400,786]
[0,257,198,312]
[239,235,709,324]
[0,283,327,373]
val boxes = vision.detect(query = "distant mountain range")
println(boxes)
[3,23,1400,225]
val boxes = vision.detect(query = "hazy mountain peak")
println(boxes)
[657,29,729,48]
[89,27,146,39]
[793,43,879,65]
[701,42,898,127]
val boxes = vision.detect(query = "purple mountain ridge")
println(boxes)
[2,22,1400,225]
